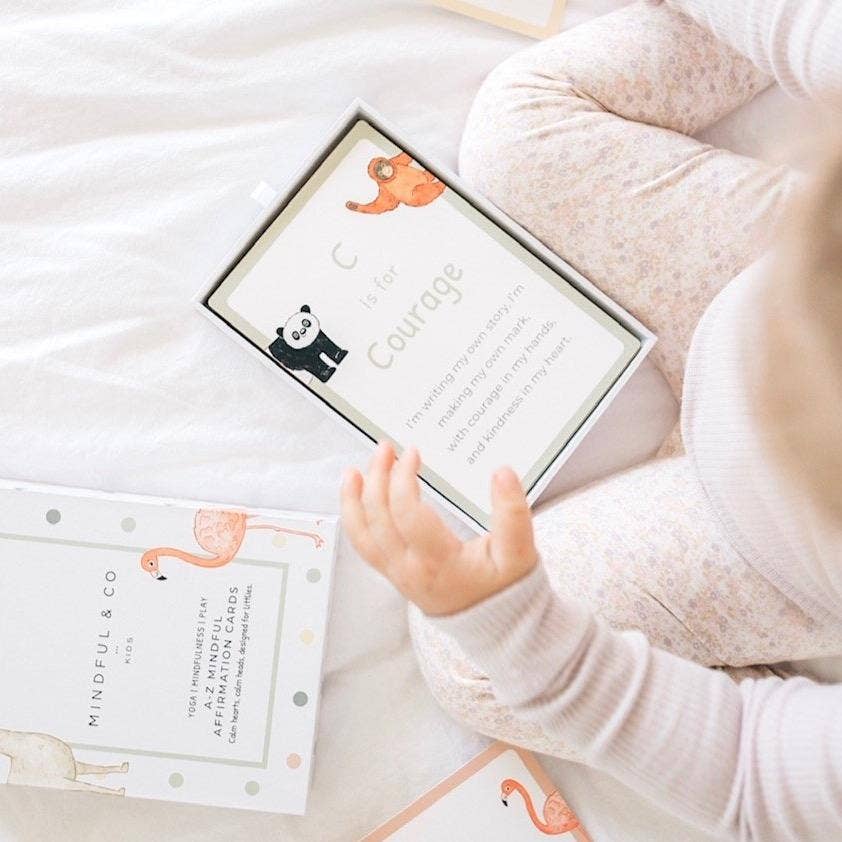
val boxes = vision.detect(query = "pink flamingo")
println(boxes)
[140,509,324,580]
[500,779,580,836]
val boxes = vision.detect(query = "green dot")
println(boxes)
[293,691,308,707]
[121,517,136,533]
[245,780,260,796]
[168,772,184,788]
[306,568,321,583]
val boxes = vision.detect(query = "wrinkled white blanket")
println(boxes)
[0,1,800,839]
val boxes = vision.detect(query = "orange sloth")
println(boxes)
[345,152,446,215]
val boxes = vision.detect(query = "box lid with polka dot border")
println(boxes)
[0,478,337,814]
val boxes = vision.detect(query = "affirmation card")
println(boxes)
[0,480,337,814]
[203,114,648,530]
[361,742,593,840]
[432,0,566,39]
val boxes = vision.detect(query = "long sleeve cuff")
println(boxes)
[428,563,596,714]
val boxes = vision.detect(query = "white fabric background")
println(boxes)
[0,1,802,839]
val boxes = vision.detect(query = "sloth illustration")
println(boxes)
[345,152,446,215]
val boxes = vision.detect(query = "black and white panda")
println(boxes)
[268,305,348,383]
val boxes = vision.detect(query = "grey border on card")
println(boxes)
[0,530,289,768]
[195,100,656,533]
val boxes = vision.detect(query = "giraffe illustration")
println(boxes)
[140,508,324,580]
[0,728,128,795]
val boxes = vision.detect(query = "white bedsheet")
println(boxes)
[0,1,801,840]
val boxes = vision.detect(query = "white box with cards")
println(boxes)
[197,101,655,532]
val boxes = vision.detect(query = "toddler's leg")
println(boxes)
[459,0,800,395]
[409,457,841,758]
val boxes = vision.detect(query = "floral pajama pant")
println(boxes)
[408,0,840,760]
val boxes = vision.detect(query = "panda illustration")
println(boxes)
[268,305,348,383]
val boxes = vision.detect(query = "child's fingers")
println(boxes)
[489,467,536,571]
[390,446,422,504]
[389,447,460,558]
[361,441,406,562]
[340,468,388,572]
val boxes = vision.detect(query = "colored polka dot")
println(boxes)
[272,533,287,548]
[245,780,260,796]
[168,772,184,788]
[293,691,308,707]
[299,629,315,645]
[46,509,61,525]
[306,568,321,583]
[121,517,136,533]
[286,753,302,769]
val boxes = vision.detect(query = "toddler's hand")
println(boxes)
[341,442,538,616]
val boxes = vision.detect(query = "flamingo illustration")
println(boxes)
[500,778,580,836]
[140,509,324,580]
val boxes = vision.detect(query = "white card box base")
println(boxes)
[195,100,655,534]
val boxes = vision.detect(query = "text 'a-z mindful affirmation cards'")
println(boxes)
[205,118,643,529]
[433,0,567,39]
[0,480,337,814]
[361,742,594,840]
